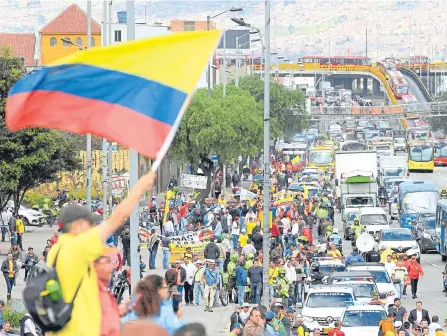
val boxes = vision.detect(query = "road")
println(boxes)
[2,170,447,333]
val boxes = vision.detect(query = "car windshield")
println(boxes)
[402,191,438,214]
[424,219,436,230]
[434,144,447,158]
[309,151,333,164]
[394,138,405,144]
[341,143,368,151]
[346,213,358,221]
[319,265,347,275]
[335,283,377,298]
[381,231,415,241]
[409,144,433,162]
[375,145,391,151]
[367,270,391,284]
[361,214,387,225]
[383,168,405,177]
[306,293,354,308]
[346,197,374,207]
[342,310,387,327]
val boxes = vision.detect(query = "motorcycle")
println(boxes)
[112,272,130,304]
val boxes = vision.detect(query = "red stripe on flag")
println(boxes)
[6,90,172,158]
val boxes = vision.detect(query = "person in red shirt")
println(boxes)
[328,321,345,336]
[301,224,313,245]
[407,255,424,299]
[270,219,280,243]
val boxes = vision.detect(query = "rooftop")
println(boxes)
[40,3,101,34]
[0,33,36,66]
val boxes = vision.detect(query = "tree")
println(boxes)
[170,85,263,165]
[0,48,81,214]
[237,75,307,141]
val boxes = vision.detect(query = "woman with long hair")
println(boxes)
[121,274,185,334]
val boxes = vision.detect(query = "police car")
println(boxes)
[346,263,398,306]
[339,304,387,336]
[302,286,355,333]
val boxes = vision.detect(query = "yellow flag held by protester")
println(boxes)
[291,155,301,167]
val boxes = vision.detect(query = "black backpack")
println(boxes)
[23,245,86,332]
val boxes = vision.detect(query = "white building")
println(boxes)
[100,22,170,44]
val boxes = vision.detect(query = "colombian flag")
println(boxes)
[6,31,221,158]
[291,154,301,167]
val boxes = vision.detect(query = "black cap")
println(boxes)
[58,205,101,228]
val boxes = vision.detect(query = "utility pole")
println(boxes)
[127,0,139,289]
[108,1,113,215]
[262,0,271,308]
[86,0,92,211]
[207,16,211,96]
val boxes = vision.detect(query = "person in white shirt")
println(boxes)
[182,256,197,306]
[21,314,39,336]
[384,254,396,276]
[428,315,442,336]
[281,216,291,234]
[291,220,300,236]
[242,240,256,256]
[163,218,175,235]
[231,220,240,250]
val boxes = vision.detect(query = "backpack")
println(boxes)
[20,315,31,336]
[23,244,86,332]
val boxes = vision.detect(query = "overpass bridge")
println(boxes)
[301,101,447,122]
[251,64,398,104]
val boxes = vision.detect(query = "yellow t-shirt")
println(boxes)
[8,260,13,278]
[16,219,24,234]
[247,221,257,235]
[47,226,103,336]
[327,249,342,258]
[238,234,249,247]
[218,199,226,206]
[269,267,279,285]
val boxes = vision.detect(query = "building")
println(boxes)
[103,22,170,45]
[0,33,38,70]
[170,20,215,32]
[39,3,101,65]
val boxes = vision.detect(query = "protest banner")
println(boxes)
[169,242,207,263]
[169,228,214,245]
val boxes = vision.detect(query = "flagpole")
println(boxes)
[86,0,92,211]
[127,0,139,289]
[102,1,109,219]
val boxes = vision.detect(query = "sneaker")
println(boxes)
[185,302,189,306]
[195,303,199,306]
[403,294,407,298]
[208,308,214,312]
[204,306,208,312]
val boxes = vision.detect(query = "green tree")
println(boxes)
[237,75,307,141]
[170,85,263,165]
[0,48,81,214]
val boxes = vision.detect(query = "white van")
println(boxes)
[358,207,389,237]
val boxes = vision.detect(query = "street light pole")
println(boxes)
[86,0,92,211]
[223,31,227,97]
[108,0,113,215]
[236,38,239,87]
[207,15,211,96]
[127,0,139,290]
[262,0,271,308]
[102,1,108,218]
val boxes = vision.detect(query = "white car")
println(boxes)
[346,263,397,306]
[377,228,421,262]
[302,286,355,332]
[340,305,387,336]
[389,195,399,220]
[332,280,379,304]
[4,201,46,227]
[358,207,390,237]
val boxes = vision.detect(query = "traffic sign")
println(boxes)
[181,174,208,190]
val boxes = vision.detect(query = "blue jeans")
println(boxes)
[177,285,184,294]
[395,283,404,299]
[251,282,262,304]
[194,282,204,304]
[269,285,275,301]
[149,248,157,269]
[232,234,239,250]
[162,249,170,269]
[295,281,303,303]
[237,285,245,304]
[4,277,14,294]
[180,218,188,231]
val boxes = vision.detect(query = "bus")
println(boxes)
[401,94,419,117]
[407,140,434,172]
[436,200,447,261]
[434,140,447,166]
[372,138,394,157]
[399,180,439,229]
[308,146,334,171]
[296,56,372,67]
[388,71,408,99]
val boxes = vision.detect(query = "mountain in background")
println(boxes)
[1,0,445,59]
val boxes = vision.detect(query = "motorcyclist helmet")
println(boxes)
[332,228,339,234]
[246,253,254,260]
[230,254,239,262]
[326,225,333,232]
[442,189,447,196]
[354,218,360,225]
[278,267,286,275]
